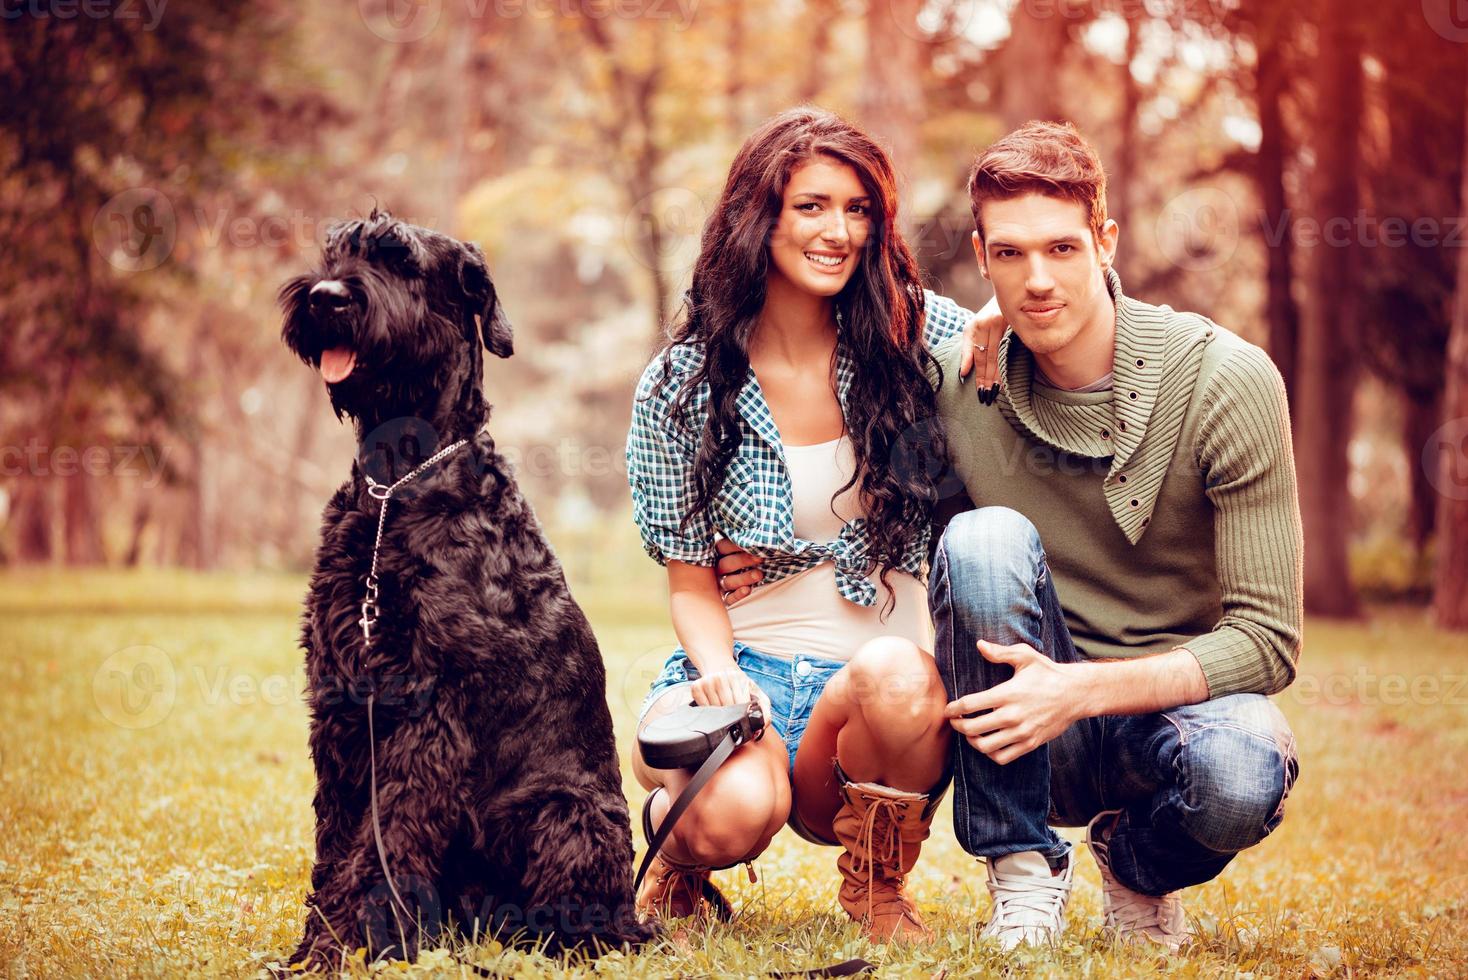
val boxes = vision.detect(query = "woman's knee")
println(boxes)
[842,638,948,736]
[672,754,789,866]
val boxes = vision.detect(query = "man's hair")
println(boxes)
[968,120,1108,242]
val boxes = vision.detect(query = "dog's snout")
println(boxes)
[308,280,352,314]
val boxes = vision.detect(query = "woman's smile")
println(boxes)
[804,250,848,273]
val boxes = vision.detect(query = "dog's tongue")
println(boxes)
[319,347,356,384]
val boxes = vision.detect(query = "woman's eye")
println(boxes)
[796,202,820,213]
[848,204,868,215]
[1055,244,1074,254]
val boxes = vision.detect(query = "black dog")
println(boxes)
[278,209,652,970]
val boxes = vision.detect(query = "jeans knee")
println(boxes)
[936,507,1044,594]
[1176,722,1296,854]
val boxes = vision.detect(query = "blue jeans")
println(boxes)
[638,641,847,773]
[929,507,1299,896]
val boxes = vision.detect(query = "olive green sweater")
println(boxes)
[931,271,1303,698]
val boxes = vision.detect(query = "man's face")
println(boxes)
[972,193,1118,356]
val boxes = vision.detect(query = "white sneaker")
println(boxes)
[1086,810,1190,951]
[979,850,1074,950]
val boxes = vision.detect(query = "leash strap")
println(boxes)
[768,961,875,978]
[633,725,741,893]
[367,693,412,920]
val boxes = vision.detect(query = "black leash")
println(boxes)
[632,723,744,895]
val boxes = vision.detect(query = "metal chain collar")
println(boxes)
[357,432,477,645]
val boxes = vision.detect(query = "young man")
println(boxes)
[714,120,1301,951]
[922,120,1302,950]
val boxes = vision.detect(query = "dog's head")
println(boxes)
[279,208,513,422]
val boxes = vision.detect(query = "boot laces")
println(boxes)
[851,795,915,922]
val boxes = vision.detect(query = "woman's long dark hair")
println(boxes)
[648,106,948,615]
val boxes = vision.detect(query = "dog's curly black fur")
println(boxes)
[278,209,652,970]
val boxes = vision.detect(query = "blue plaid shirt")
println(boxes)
[625,291,974,606]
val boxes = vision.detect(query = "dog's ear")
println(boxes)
[459,242,514,359]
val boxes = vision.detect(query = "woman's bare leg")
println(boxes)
[633,688,791,866]
[790,636,951,842]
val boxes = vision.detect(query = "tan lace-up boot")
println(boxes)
[830,773,936,943]
[634,851,732,924]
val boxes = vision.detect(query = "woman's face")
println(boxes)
[766,156,873,299]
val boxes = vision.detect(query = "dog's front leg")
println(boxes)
[304,692,370,895]
[293,696,468,968]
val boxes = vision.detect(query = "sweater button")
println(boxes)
[1130,498,1140,507]
[1129,391,1139,400]
[1118,474,1127,483]
[1136,358,1145,367]
[1101,429,1111,439]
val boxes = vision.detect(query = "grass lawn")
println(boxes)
[2,551,1466,977]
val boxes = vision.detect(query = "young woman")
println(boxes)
[625,107,997,944]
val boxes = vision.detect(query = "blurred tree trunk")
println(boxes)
[1297,5,1362,618]
[123,497,151,568]
[726,0,746,135]
[992,3,1069,128]
[577,20,671,337]
[1247,0,1301,405]
[860,0,924,181]
[62,475,106,565]
[10,480,55,563]
[1406,391,1442,551]
[1112,4,1141,229]
[797,0,838,104]
[1434,79,1468,631]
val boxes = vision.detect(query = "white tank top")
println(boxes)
[726,434,932,661]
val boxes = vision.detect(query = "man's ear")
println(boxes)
[972,230,989,280]
[459,242,514,359]
[1098,219,1120,272]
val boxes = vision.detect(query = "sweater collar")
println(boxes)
[996,268,1165,472]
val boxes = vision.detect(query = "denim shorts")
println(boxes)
[637,640,847,773]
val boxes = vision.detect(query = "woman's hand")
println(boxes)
[714,538,763,606]
[959,295,1006,405]
[689,664,772,731]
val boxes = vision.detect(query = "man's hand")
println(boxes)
[944,640,1086,765]
[958,297,1006,405]
[714,538,763,606]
